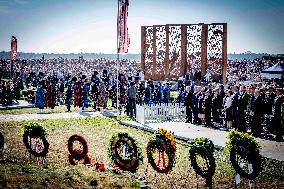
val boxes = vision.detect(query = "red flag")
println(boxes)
[11,36,17,60]
[117,0,130,53]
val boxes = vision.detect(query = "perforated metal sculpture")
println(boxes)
[141,23,227,83]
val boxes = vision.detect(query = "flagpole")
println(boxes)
[116,0,120,111]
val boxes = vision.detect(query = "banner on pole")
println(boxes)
[11,36,17,60]
[117,0,130,53]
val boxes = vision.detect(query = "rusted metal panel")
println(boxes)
[141,23,227,82]
[153,26,157,79]
[181,24,187,77]
[141,26,146,73]
[222,23,228,84]
[165,25,170,80]
[201,24,208,79]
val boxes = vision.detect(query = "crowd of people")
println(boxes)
[201,58,283,84]
[226,58,280,83]
[182,81,284,141]
[0,57,283,141]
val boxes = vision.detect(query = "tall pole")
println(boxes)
[116,0,120,110]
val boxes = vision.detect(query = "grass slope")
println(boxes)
[0,117,283,188]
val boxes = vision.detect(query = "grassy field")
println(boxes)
[0,117,283,188]
[0,100,115,115]
[0,105,75,115]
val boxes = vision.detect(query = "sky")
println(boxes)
[0,0,283,54]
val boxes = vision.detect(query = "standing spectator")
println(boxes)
[198,89,205,125]
[224,90,233,130]
[192,86,200,124]
[109,82,117,108]
[35,81,46,114]
[176,82,185,104]
[250,89,263,137]
[74,79,83,112]
[156,82,163,104]
[211,89,221,128]
[203,90,212,127]
[273,88,284,141]
[139,70,144,81]
[13,72,23,101]
[232,85,239,129]
[219,84,226,101]
[91,76,100,110]
[237,85,249,132]
[163,82,170,104]
[266,86,276,115]
[127,81,137,117]
[144,81,152,105]
[101,69,109,89]
[97,81,106,112]
[65,83,73,112]
[58,79,65,105]
[185,85,193,123]
[6,83,13,105]
[119,81,127,112]
[152,85,158,104]
[82,80,90,111]
[137,81,145,105]
[46,79,56,113]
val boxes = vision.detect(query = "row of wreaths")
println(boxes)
[0,125,262,182]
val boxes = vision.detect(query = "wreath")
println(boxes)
[226,129,262,179]
[22,122,49,157]
[189,138,216,185]
[147,128,176,173]
[108,132,143,173]
[68,134,88,161]
[0,132,4,149]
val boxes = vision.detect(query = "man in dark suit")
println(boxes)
[185,86,193,123]
[250,89,263,137]
[192,86,200,124]
[232,85,239,129]
[237,85,249,132]
[266,86,276,115]
[273,88,284,141]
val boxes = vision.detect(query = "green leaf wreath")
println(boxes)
[108,131,143,173]
[21,121,47,139]
[226,129,260,155]
[146,128,176,173]
[226,129,262,179]
[22,121,49,157]
[189,137,216,185]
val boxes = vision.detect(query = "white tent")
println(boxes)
[260,63,284,79]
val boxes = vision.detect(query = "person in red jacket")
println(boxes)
[74,79,83,112]
[46,79,56,113]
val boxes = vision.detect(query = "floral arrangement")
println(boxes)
[67,134,107,171]
[22,121,49,158]
[189,137,216,184]
[191,137,215,154]
[226,129,260,155]
[21,121,47,139]
[154,128,176,152]
[146,128,176,173]
[68,134,90,166]
[108,132,143,173]
[226,129,262,179]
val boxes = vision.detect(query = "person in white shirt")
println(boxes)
[139,71,144,81]
[224,90,233,130]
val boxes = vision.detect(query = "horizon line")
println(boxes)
[1,51,283,55]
